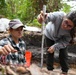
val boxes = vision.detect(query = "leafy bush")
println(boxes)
[61,3,71,13]
[26,19,41,28]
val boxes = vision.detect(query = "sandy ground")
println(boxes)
[30,61,76,75]
[27,63,76,75]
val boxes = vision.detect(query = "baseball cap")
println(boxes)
[9,19,24,29]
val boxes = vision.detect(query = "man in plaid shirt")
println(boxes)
[0,19,26,65]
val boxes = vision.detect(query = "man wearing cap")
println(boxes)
[0,19,26,65]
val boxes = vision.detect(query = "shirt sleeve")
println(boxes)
[52,35,71,50]
[45,11,66,23]
[0,38,9,48]
[0,39,5,48]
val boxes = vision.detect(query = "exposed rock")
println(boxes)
[23,31,76,65]
[23,31,42,47]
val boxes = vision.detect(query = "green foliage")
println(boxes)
[20,0,34,22]
[20,0,47,24]
[61,3,71,13]
[5,0,27,19]
[5,0,38,23]
[0,0,7,17]
[27,19,41,28]
[47,0,62,12]
[0,0,72,28]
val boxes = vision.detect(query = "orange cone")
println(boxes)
[25,51,32,67]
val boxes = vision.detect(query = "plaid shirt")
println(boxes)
[0,35,26,65]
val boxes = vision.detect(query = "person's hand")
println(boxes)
[37,11,47,24]
[0,44,17,55]
[48,46,55,53]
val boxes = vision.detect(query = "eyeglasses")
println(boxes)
[64,20,74,28]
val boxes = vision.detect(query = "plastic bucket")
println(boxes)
[25,51,32,67]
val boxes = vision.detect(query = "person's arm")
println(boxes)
[0,39,17,55]
[37,11,65,24]
[52,35,71,51]
[48,35,71,53]
[0,44,17,55]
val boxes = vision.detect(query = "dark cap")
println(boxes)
[9,19,24,29]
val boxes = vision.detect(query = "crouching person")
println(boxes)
[0,19,26,66]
